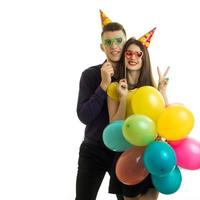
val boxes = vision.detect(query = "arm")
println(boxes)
[77,69,107,125]
[157,67,170,106]
[159,89,168,106]
[77,63,114,125]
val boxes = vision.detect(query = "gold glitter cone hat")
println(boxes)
[99,9,112,28]
[138,27,156,48]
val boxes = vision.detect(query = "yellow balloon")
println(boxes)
[157,104,195,140]
[107,82,120,101]
[131,86,165,123]
[126,89,137,118]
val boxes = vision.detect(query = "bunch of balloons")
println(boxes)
[103,85,200,195]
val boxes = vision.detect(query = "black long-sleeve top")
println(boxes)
[77,64,116,143]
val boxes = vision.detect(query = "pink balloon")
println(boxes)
[169,138,200,170]
[116,146,149,185]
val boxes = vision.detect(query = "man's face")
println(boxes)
[101,30,126,63]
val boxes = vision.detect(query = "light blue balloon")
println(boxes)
[151,166,182,194]
[103,121,132,152]
[143,141,176,176]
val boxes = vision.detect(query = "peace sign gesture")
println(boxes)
[157,66,170,93]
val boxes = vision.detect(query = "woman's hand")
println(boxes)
[118,79,128,98]
[157,66,170,93]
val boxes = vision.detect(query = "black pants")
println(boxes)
[75,141,123,200]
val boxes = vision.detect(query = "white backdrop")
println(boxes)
[0,0,200,199]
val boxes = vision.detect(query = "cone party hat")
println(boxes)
[138,27,156,48]
[99,9,112,28]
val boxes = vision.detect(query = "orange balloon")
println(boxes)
[116,146,149,185]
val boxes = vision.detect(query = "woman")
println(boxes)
[107,37,169,200]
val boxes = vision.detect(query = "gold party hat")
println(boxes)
[99,9,112,28]
[138,27,156,48]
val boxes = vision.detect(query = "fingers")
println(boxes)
[119,79,128,89]
[157,66,170,82]
[119,79,127,83]
[118,79,128,97]
[164,78,169,85]
[157,66,161,78]
[157,66,170,92]
[159,76,169,85]
[101,61,113,70]
[101,61,114,76]
[163,66,170,77]
[164,77,169,82]
[102,61,112,68]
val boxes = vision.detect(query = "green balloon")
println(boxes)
[123,114,157,146]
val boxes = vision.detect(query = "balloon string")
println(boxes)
[124,65,127,81]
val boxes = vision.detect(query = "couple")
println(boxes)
[76,21,169,200]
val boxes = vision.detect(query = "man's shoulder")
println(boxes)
[81,64,102,78]
[83,64,102,74]
[80,64,103,86]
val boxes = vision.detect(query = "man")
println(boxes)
[75,20,127,200]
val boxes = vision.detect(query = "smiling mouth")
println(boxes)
[128,61,138,66]
[111,51,120,56]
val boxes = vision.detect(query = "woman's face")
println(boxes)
[125,44,143,71]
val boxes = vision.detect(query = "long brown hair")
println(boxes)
[116,37,156,88]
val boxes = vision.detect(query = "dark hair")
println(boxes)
[101,22,126,37]
[116,37,156,88]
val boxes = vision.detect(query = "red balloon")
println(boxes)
[116,146,149,185]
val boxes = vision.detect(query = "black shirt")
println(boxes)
[77,64,116,143]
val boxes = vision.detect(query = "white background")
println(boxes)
[0,0,200,199]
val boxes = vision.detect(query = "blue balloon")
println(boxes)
[103,121,132,152]
[143,141,176,176]
[151,166,182,194]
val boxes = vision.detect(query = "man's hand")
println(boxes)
[100,61,114,91]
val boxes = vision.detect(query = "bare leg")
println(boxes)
[139,189,159,200]
[124,197,139,200]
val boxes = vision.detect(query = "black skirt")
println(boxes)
[109,153,155,197]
